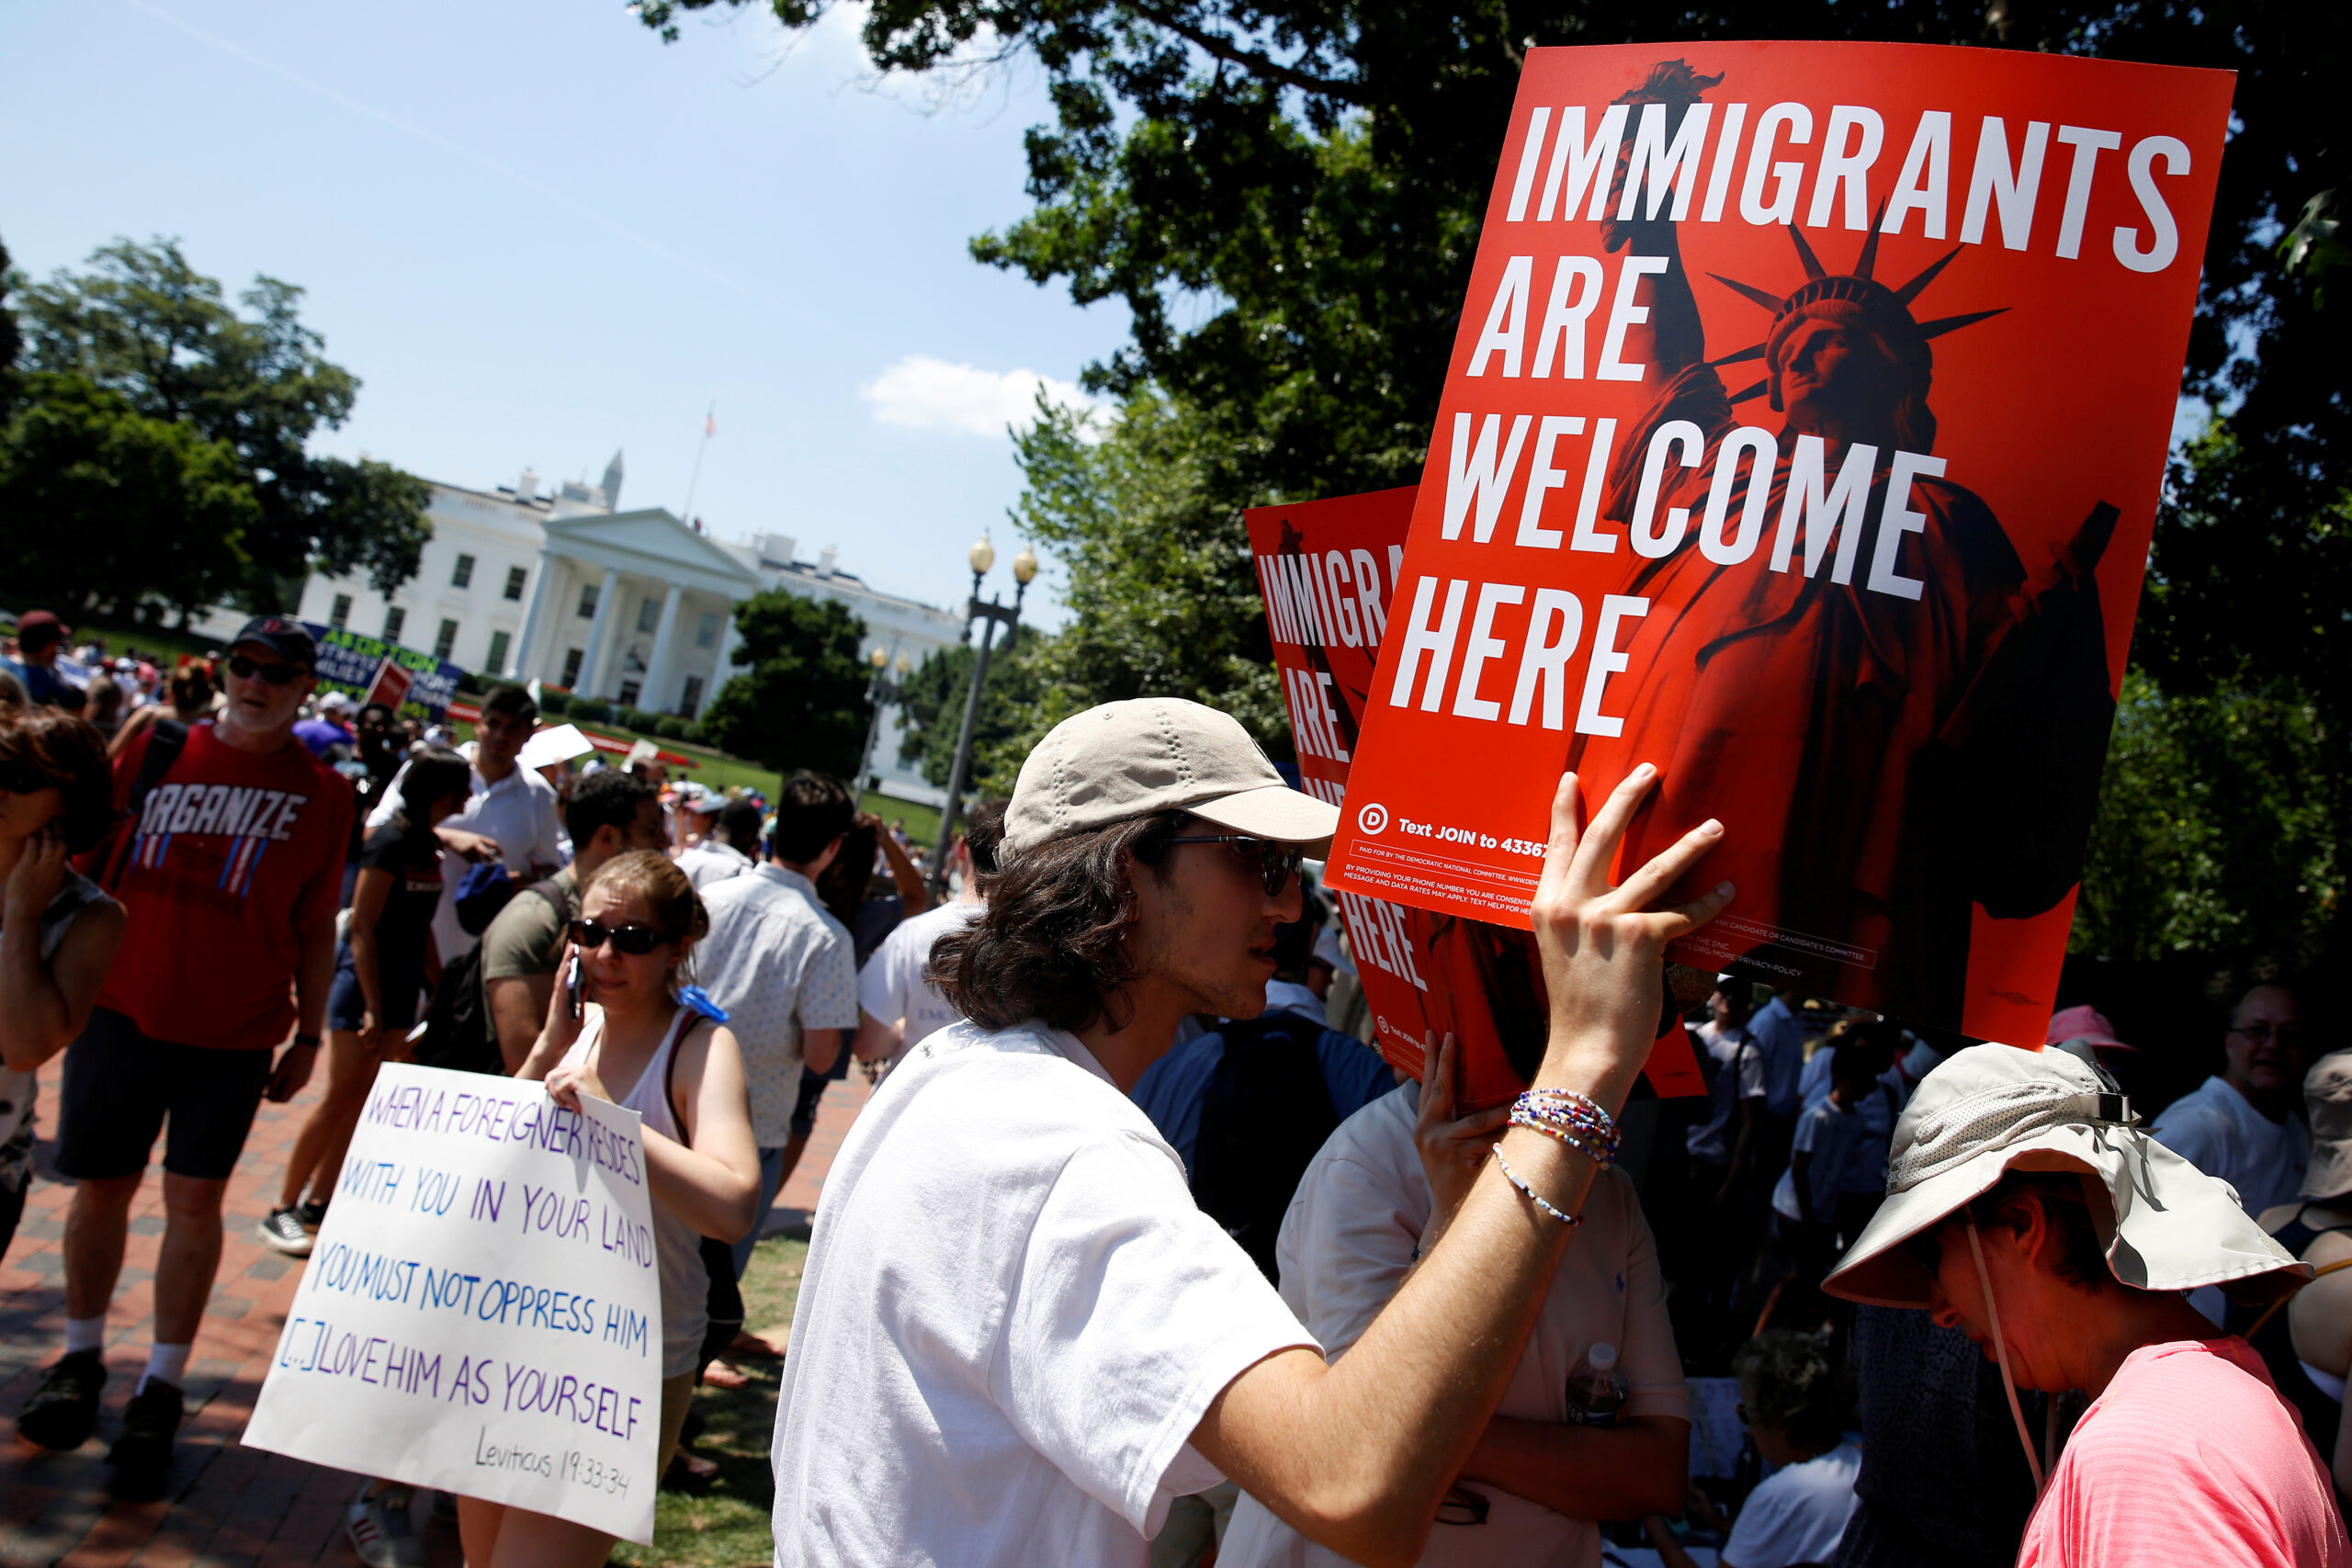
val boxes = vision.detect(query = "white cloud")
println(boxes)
[860,355,1103,438]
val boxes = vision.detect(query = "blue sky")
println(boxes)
[1,0,1126,625]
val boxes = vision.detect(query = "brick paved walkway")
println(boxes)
[0,1058,869,1568]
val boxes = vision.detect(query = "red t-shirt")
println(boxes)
[2019,1337,2349,1567]
[96,722,355,1052]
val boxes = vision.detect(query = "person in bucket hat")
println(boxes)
[1825,1043,2346,1564]
[767,699,1736,1566]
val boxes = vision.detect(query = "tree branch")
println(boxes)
[1134,4,1368,105]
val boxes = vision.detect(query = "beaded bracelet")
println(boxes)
[1494,1145,1581,1225]
[1509,1111,1613,1167]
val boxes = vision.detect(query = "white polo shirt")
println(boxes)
[770,1020,1317,1566]
[2151,1075,2312,1216]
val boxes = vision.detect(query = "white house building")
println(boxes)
[204,456,966,805]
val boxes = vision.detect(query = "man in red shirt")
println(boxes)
[16,615,352,1500]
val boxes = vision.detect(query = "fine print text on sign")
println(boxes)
[1247,487,1704,1106]
[1329,42,2234,1046]
[243,1064,662,1546]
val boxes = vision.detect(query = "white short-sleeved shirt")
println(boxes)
[856,899,983,1052]
[677,837,754,890]
[1221,1082,1690,1568]
[695,864,859,1146]
[2152,1076,2312,1217]
[1723,1440,1860,1568]
[770,1020,1317,1567]
[369,752,565,960]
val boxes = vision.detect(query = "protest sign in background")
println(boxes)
[243,1064,662,1545]
[1250,486,1703,1105]
[1329,42,2234,1046]
[302,622,466,725]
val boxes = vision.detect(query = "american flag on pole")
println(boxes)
[704,411,717,437]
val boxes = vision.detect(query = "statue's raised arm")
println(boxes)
[1598,61,1720,394]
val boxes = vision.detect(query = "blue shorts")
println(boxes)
[326,943,425,1032]
[56,1008,274,1182]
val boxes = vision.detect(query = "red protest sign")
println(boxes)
[1327,42,2233,1047]
[361,656,414,716]
[1249,486,1702,1106]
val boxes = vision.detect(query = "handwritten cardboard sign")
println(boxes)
[1329,42,2234,1045]
[243,1064,662,1545]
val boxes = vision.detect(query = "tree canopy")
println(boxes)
[5,236,431,615]
[702,589,875,779]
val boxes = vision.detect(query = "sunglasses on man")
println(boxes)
[570,919,669,956]
[1166,833,1304,897]
[226,653,311,686]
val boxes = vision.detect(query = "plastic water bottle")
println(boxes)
[1564,1342,1628,1427]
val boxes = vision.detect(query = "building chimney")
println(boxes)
[817,545,839,578]
[516,468,540,503]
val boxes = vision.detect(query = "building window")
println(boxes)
[452,553,476,589]
[504,565,528,601]
[434,619,459,661]
[330,593,353,630]
[560,649,583,688]
[383,606,406,643]
[681,675,705,717]
[636,597,661,635]
[487,630,512,673]
[618,679,642,707]
[577,583,599,619]
[695,612,719,649]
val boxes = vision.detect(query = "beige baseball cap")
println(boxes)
[1004,698,1340,857]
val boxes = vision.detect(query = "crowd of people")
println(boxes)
[2,604,2349,1567]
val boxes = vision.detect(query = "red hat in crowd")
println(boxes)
[15,609,68,655]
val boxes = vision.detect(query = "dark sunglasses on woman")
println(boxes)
[570,919,666,956]
[1166,833,1304,897]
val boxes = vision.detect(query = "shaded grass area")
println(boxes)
[609,1231,807,1568]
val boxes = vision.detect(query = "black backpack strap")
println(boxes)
[98,720,189,890]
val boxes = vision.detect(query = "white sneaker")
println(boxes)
[345,1483,424,1568]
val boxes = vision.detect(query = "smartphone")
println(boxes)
[565,948,583,1023]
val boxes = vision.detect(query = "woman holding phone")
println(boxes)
[472,849,758,1568]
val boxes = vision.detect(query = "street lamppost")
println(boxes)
[927,531,1037,891]
[854,644,912,803]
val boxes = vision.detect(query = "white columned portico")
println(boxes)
[511,552,554,679]
[642,584,684,711]
[577,568,619,694]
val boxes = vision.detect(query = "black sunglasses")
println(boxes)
[570,919,668,956]
[0,759,62,795]
[227,653,309,686]
[1166,833,1303,897]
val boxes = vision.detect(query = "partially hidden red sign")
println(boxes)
[1327,41,2233,1048]
[1249,486,1702,1106]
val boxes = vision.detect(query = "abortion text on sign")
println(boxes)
[242,1064,663,1545]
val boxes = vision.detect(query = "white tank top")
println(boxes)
[562,1004,708,1378]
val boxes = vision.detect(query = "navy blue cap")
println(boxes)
[231,615,319,669]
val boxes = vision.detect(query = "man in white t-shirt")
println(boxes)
[2151,983,2311,1215]
[769,697,1735,1567]
[852,799,1004,1072]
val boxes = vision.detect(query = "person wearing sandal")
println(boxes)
[469,849,759,1568]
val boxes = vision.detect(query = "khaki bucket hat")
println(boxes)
[1004,698,1339,857]
[2301,1050,2352,1201]
[1825,1043,2310,1310]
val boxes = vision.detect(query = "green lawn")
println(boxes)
[609,1231,807,1568]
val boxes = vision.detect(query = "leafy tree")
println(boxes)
[2073,672,2337,967]
[895,635,1046,798]
[10,237,430,608]
[0,372,259,619]
[0,239,21,418]
[701,589,873,778]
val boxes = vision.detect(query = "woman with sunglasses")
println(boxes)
[479,850,758,1568]
[0,708,124,1262]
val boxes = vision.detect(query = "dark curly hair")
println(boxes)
[930,811,1182,1034]
[1733,1330,1852,1452]
[0,708,114,853]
